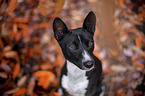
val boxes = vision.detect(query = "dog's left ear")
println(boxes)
[83,11,96,34]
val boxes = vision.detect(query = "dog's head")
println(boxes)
[53,11,96,71]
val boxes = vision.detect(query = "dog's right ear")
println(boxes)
[53,17,68,41]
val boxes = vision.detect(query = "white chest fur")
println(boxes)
[61,60,89,96]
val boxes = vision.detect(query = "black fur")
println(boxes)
[53,11,103,96]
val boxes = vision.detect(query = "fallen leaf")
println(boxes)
[17,75,28,87]
[4,51,18,59]
[117,88,124,95]
[32,22,51,29]
[17,24,29,31]
[119,0,124,6]
[13,63,20,79]
[38,2,47,16]
[137,9,145,19]
[55,0,65,13]
[8,0,18,13]
[13,88,27,96]
[54,54,65,67]
[111,65,127,72]
[134,61,144,68]
[34,71,56,89]
[13,18,28,23]
[127,89,133,96]
[39,0,47,3]
[1,64,12,72]
[0,72,8,79]
[135,36,143,49]
[27,77,35,95]
[54,92,62,96]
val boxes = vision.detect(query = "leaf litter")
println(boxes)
[0,0,144,95]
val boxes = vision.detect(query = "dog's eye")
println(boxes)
[88,42,93,46]
[68,45,76,50]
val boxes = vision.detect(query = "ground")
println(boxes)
[0,0,144,96]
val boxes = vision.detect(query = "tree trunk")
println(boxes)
[95,0,121,62]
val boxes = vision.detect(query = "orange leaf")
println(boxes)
[0,37,3,48]
[8,0,18,13]
[38,2,47,16]
[54,92,62,96]
[34,71,56,89]
[119,0,124,6]
[13,88,27,96]
[14,18,28,23]
[39,0,47,3]
[17,24,29,31]
[13,63,20,79]
[135,36,143,49]
[117,88,123,95]
[32,22,51,29]
[134,61,144,68]
[137,9,145,19]
[54,54,65,67]
[55,0,65,13]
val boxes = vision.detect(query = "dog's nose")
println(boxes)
[84,61,94,69]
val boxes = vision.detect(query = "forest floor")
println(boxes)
[0,0,144,96]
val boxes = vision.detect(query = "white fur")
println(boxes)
[61,60,89,96]
[99,85,105,96]
[82,50,92,62]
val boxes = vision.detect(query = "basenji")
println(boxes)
[53,11,104,96]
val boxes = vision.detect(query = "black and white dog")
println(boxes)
[53,11,103,96]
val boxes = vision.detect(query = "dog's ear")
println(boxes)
[83,11,96,34]
[53,17,68,41]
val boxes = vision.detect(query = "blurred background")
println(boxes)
[0,0,144,96]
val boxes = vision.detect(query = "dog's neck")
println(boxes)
[66,60,87,77]
[61,60,89,96]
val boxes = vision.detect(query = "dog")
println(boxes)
[53,11,103,96]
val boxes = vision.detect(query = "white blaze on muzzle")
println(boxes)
[82,50,92,62]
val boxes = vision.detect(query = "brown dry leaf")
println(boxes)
[135,36,143,49]
[13,63,20,79]
[55,0,65,13]
[0,37,3,48]
[38,2,47,16]
[1,64,12,72]
[117,88,124,95]
[137,9,145,19]
[32,22,51,29]
[39,0,47,3]
[3,46,12,52]
[13,88,27,96]
[54,54,65,67]
[4,51,18,59]
[13,23,17,33]
[14,18,28,23]
[17,75,28,87]
[134,61,144,69]
[27,47,34,57]
[8,0,18,13]
[17,24,29,31]
[54,92,62,96]
[34,71,56,89]
[119,0,124,6]
[0,72,8,79]
[27,77,35,95]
